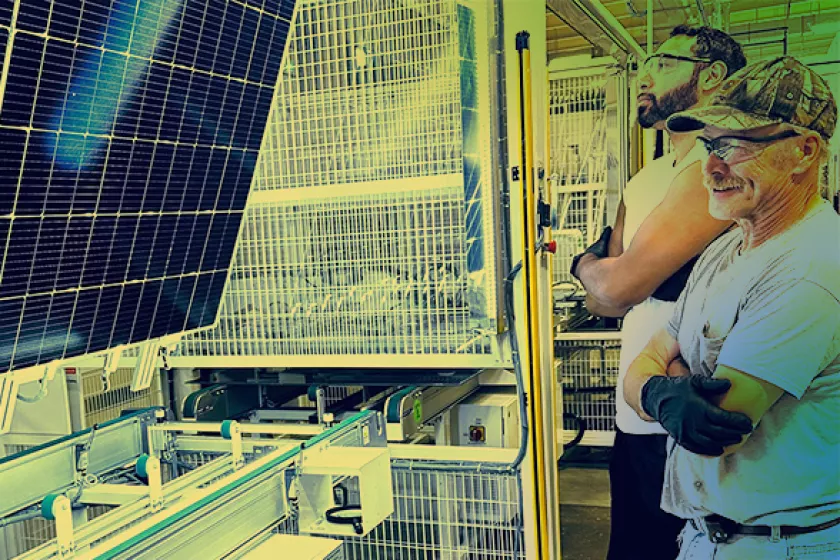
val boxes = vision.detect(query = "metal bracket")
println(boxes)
[136,454,163,509]
[130,335,180,391]
[16,362,60,403]
[0,374,20,434]
[42,494,75,557]
[220,420,244,469]
[1,362,61,433]
[102,347,125,392]
[159,335,181,371]
[74,424,99,482]
[131,341,160,392]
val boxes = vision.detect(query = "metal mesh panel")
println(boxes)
[288,461,526,560]
[1,518,55,560]
[183,189,494,357]
[323,387,362,406]
[254,0,462,190]
[556,335,620,446]
[549,71,610,288]
[81,368,163,427]
[178,0,499,365]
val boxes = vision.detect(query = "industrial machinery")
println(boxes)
[170,0,506,370]
[0,406,530,560]
[0,409,392,559]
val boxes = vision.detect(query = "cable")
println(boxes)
[17,378,50,403]
[324,505,364,535]
[504,261,529,472]
[562,412,586,450]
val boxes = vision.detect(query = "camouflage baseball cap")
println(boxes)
[667,56,837,140]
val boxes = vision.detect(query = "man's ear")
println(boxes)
[791,133,822,175]
[700,61,728,93]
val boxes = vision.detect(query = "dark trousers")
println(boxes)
[606,429,685,560]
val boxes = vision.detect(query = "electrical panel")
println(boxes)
[452,388,520,448]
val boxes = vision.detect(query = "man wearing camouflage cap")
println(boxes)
[623,56,840,559]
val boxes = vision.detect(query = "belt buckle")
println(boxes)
[704,515,733,544]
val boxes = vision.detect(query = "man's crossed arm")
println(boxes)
[623,328,784,457]
[575,162,731,316]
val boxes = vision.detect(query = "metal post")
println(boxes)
[516,30,555,560]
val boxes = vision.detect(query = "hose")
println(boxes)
[0,509,42,528]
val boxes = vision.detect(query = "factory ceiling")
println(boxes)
[547,0,840,62]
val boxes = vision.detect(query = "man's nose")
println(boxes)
[637,63,652,90]
[705,152,730,180]
[638,72,651,91]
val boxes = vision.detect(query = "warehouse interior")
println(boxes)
[0,1,838,559]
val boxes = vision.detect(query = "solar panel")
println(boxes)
[0,0,297,377]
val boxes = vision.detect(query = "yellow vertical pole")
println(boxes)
[516,30,551,560]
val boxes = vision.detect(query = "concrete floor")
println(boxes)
[559,467,611,560]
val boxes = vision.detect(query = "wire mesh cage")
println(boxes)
[549,68,611,289]
[0,515,55,560]
[555,332,621,447]
[77,367,163,427]
[176,0,502,368]
[280,459,526,560]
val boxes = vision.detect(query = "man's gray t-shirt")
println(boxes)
[662,201,840,527]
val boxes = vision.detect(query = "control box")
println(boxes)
[452,388,520,448]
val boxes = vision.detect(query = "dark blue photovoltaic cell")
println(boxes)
[0,28,7,88]
[0,1,13,28]
[0,127,24,215]
[0,33,43,128]
[0,297,23,371]
[1,0,296,374]
[16,1,51,34]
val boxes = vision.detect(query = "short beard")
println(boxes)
[638,70,701,129]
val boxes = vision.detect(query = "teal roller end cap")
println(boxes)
[41,494,59,520]
[307,385,320,401]
[221,420,234,439]
[136,454,150,478]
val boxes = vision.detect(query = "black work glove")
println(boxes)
[570,226,612,280]
[641,375,753,456]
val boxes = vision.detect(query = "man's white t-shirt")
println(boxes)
[614,142,705,434]
[661,201,840,526]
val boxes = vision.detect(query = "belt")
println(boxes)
[691,514,840,544]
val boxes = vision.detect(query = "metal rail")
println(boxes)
[0,409,162,519]
[15,411,385,560]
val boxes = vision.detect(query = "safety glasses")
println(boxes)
[641,53,713,74]
[697,130,801,163]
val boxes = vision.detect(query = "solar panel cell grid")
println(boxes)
[0,0,297,374]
